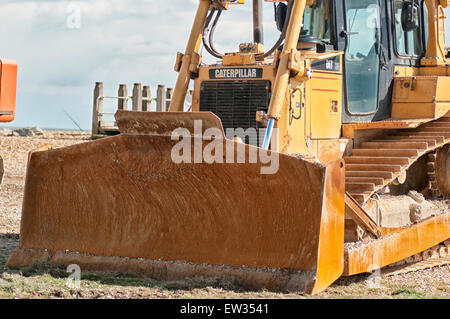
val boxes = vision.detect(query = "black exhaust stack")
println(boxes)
[253,0,264,44]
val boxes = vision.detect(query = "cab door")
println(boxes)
[343,0,382,116]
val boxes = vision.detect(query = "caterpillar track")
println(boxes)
[428,152,440,197]
[382,240,450,277]
[428,144,450,198]
[345,117,450,205]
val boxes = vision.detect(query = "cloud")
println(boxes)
[0,1,449,130]
[0,0,279,129]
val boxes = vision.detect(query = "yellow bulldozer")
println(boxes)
[7,0,450,295]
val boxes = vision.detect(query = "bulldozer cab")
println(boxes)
[275,0,431,122]
[340,0,429,122]
[186,0,448,154]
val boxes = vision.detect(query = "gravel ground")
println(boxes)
[0,130,90,234]
[0,130,448,299]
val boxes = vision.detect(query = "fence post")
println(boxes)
[166,88,173,112]
[118,84,128,110]
[142,86,151,111]
[132,83,143,111]
[156,85,166,112]
[92,82,103,136]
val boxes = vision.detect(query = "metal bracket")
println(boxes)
[287,49,303,74]
[174,52,184,73]
[345,193,382,238]
[189,52,202,75]
[174,52,201,78]
[211,0,244,10]
[255,111,268,126]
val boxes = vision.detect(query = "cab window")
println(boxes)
[394,0,422,56]
[421,1,428,52]
[302,0,331,43]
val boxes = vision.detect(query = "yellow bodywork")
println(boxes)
[392,76,450,119]
[192,52,346,162]
[422,0,449,66]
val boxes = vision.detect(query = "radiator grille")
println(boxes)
[199,80,271,145]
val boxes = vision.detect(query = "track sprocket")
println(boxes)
[428,145,450,198]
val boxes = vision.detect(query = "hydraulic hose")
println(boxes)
[203,0,293,61]
[261,0,308,150]
[202,9,224,59]
[261,118,275,150]
[209,9,224,58]
[257,0,293,59]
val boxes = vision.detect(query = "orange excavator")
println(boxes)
[7,0,450,295]
[0,58,18,185]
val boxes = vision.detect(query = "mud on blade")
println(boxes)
[8,111,345,295]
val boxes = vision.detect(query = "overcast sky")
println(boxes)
[0,1,449,130]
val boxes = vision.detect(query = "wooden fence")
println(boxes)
[92,82,191,138]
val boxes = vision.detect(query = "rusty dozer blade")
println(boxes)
[8,110,345,295]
